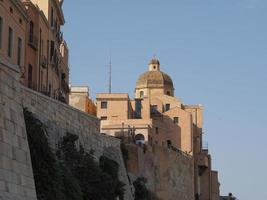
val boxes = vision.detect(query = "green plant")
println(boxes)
[133,177,160,200]
[120,142,129,167]
[23,109,82,200]
[57,133,125,200]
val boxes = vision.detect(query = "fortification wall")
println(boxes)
[0,62,37,200]
[0,61,134,200]
[127,144,194,200]
[20,86,134,200]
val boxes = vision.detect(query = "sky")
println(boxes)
[62,1,267,199]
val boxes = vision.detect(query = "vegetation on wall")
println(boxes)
[120,142,129,167]
[57,133,125,200]
[24,109,125,200]
[133,177,160,200]
[24,108,83,200]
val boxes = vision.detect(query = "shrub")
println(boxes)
[23,109,82,200]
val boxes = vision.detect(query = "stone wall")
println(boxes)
[0,61,134,200]
[127,144,194,200]
[20,86,134,200]
[0,62,37,200]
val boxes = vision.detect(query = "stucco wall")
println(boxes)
[0,63,37,200]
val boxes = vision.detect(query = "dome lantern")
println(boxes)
[149,58,160,71]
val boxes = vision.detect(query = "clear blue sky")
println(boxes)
[62,1,267,199]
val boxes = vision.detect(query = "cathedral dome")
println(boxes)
[135,59,174,90]
[136,70,174,89]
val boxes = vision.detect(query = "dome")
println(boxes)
[135,70,174,89]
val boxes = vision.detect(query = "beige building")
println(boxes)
[69,86,97,116]
[97,58,220,200]
[20,0,69,103]
[0,0,27,71]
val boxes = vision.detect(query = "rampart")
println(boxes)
[0,62,37,200]
[0,63,134,200]
[127,144,194,200]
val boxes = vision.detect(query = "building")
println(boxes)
[69,86,97,116]
[21,0,69,103]
[0,0,27,72]
[96,58,221,200]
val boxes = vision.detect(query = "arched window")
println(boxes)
[140,91,144,98]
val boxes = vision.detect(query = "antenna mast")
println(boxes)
[108,51,112,93]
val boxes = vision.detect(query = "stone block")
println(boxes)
[24,187,37,198]
[0,128,3,141]
[4,119,15,134]
[0,180,6,191]
[21,175,35,189]
[10,108,18,123]
[0,156,13,170]
[12,148,27,164]
[0,142,13,158]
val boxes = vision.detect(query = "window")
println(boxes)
[165,104,170,111]
[101,116,107,120]
[151,105,158,114]
[17,37,22,66]
[101,101,107,109]
[140,91,144,98]
[167,91,171,96]
[8,27,13,57]
[51,7,54,27]
[167,140,172,148]
[49,84,51,96]
[29,21,34,42]
[28,64,33,88]
[50,41,54,61]
[155,127,159,134]
[135,99,142,119]
[173,117,179,124]
[0,16,2,48]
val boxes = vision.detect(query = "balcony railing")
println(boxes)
[28,35,38,50]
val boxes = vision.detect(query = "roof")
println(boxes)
[136,70,174,89]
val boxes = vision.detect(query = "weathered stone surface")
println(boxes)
[127,144,194,200]
[1,62,134,200]
[20,86,134,200]
[0,64,37,200]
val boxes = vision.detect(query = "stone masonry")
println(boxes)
[20,86,134,200]
[0,62,37,200]
[0,61,134,199]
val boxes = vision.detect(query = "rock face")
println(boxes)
[0,63,37,200]
[0,63,134,200]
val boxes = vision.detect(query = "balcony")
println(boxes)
[197,152,209,175]
[28,35,38,50]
